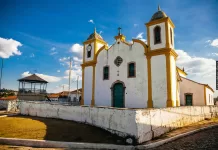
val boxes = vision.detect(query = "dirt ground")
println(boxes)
[0,145,64,150]
[0,115,124,144]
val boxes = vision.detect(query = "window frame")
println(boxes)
[127,62,136,78]
[103,65,109,80]
[153,26,162,45]
[170,28,173,45]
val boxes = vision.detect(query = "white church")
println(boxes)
[81,6,214,108]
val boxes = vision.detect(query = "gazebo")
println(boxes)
[17,74,48,101]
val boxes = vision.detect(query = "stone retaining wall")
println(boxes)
[19,101,218,144]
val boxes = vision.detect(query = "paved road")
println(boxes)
[151,127,218,150]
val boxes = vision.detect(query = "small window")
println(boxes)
[103,66,109,80]
[170,28,173,45]
[154,26,161,44]
[128,62,136,78]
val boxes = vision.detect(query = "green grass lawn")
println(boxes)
[0,115,124,144]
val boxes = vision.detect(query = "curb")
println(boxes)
[0,137,134,150]
[136,123,218,149]
[0,123,218,150]
[0,114,19,118]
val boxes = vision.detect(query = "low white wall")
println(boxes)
[0,100,8,110]
[20,101,218,144]
[0,100,18,112]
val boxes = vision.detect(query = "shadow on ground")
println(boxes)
[2,115,125,144]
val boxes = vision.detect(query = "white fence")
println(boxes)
[19,101,218,144]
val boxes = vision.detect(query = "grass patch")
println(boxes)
[0,115,124,144]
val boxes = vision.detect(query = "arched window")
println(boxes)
[128,62,136,78]
[87,44,92,58]
[154,26,161,44]
[170,28,173,45]
[103,66,109,80]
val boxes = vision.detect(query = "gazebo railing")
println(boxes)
[18,88,47,94]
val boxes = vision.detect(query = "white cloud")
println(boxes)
[57,70,60,73]
[73,56,82,63]
[48,84,69,93]
[64,67,82,81]
[88,19,94,24]
[50,51,58,55]
[99,31,103,34]
[0,37,22,58]
[176,49,217,96]
[51,47,56,51]
[136,32,144,39]
[206,40,211,43]
[211,39,218,47]
[30,53,35,58]
[206,39,218,48]
[212,53,218,56]
[135,32,147,43]
[59,57,70,66]
[134,24,138,27]
[70,43,83,56]
[21,71,62,82]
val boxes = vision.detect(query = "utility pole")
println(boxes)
[76,76,79,101]
[68,57,72,101]
[0,58,3,91]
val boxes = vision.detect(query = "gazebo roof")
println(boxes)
[18,74,48,83]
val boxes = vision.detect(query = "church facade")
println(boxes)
[81,6,214,108]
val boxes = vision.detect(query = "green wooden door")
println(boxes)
[185,95,193,106]
[113,83,124,108]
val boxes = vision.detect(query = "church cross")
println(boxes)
[118,27,122,35]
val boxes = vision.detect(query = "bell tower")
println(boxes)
[146,5,175,51]
[81,28,107,106]
[145,5,178,108]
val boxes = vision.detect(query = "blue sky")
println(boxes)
[0,0,218,96]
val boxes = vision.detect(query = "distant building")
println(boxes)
[69,88,82,102]
[179,69,214,106]
[47,93,59,101]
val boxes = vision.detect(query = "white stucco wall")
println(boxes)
[84,43,95,62]
[151,55,167,108]
[20,101,218,144]
[96,43,103,52]
[0,100,8,110]
[206,87,214,105]
[95,41,148,108]
[149,22,166,50]
[84,66,93,105]
[180,77,205,106]
[170,55,177,105]
[0,100,18,111]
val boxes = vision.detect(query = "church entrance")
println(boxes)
[112,82,125,108]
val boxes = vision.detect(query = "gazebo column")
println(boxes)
[18,82,20,91]
[39,83,41,93]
